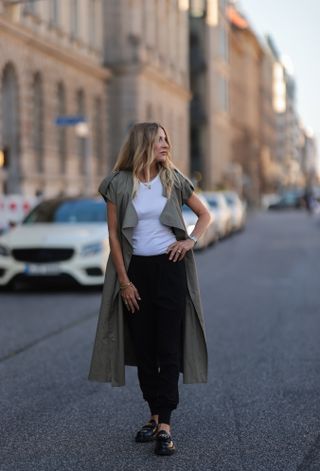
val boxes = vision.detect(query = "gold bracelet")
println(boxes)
[120,281,132,290]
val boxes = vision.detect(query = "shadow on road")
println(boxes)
[0,278,102,294]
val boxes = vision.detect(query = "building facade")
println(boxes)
[228,4,264,205]
[0,0,109,197]
[190,0,231,190]
[104,0,191,174]
[259,40,279,194]
[267,36,305,189]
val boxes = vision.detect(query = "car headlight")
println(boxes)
[80,242,104,257]
[0,244,10,257]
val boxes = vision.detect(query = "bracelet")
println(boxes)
[188,234,198,245]
[120,281,132,290]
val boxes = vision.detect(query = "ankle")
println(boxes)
[158,423,171,434]
[151,414,159,424]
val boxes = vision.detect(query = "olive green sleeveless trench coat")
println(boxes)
[88,169,208,386]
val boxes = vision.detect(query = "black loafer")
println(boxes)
[135,419,158,442]
[154,430,176,456]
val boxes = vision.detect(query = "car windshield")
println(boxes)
[206,198,218,208]
[23,199,107,224]
[281,192,298,201]
[225,195,235,206]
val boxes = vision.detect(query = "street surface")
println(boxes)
[1,211,320,471]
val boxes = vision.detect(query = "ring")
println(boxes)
[177,250,182,253]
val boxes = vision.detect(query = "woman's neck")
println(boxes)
[139,164,159,182]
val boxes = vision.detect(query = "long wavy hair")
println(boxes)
[113,122,180,197]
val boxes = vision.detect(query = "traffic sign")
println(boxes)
[54,116,86,126]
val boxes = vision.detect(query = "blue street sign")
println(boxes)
[54,116,86,126]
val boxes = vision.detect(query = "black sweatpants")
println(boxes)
[125,253,187,425]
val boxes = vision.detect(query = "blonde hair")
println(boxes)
[113,122,179,197]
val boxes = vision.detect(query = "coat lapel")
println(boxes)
[159,195,187,233]
[121,200,138,247]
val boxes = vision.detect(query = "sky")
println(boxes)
[239,0,320,149]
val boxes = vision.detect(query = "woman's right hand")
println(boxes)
[120,283,141,313]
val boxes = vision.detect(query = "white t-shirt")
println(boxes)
[132,174,177,256]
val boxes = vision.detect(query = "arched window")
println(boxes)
[76,89,86,174]
[93,97,103,173]
[33,73,44,173]
[1,63,21,194]
[57,82,67,173]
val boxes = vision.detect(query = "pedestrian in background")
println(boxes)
[88,122,210,456]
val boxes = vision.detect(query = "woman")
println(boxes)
[88,122,211,456]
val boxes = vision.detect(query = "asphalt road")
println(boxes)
[1,211,320,471]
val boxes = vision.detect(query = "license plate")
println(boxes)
[24,263,61,275]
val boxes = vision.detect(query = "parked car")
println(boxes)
[182,194,216,249]
[0,197,110,288]
[261,193,281,210]
[202,192,232,239]
[221,191,246,232]
[268,189,304,210]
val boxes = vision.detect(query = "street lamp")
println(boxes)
[54,116,93,196]
[75,122,93,196]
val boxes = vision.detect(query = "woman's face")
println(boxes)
[153,127,169,163]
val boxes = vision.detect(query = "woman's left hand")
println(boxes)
[167,239,195,262]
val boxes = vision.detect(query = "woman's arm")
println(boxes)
[184,192,212,242]
[107,201,141,313]
[167,192,212,262]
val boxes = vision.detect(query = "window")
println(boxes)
[219,77,229,112]
[33,73,44,172]
[146,103,153,120]
[57,82,67,173]
[23,0,36,15]
[219,25,228,61]
[50,0,59,26]
[93,97,104,173]
[70,0,79,38]
[144,0,154,49]
[1,63,21,193]
[190,0,206,17]
[89,0,97,48]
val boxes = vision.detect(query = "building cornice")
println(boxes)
[0,18,111,80]
[109,62,191,100]
[143,64,191,100]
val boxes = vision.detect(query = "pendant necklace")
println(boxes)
[139,173,158,190]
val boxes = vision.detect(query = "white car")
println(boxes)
[221,191,246,232]
[202,191,232,239]
[182,194,216,250]
[0,197,110,287]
